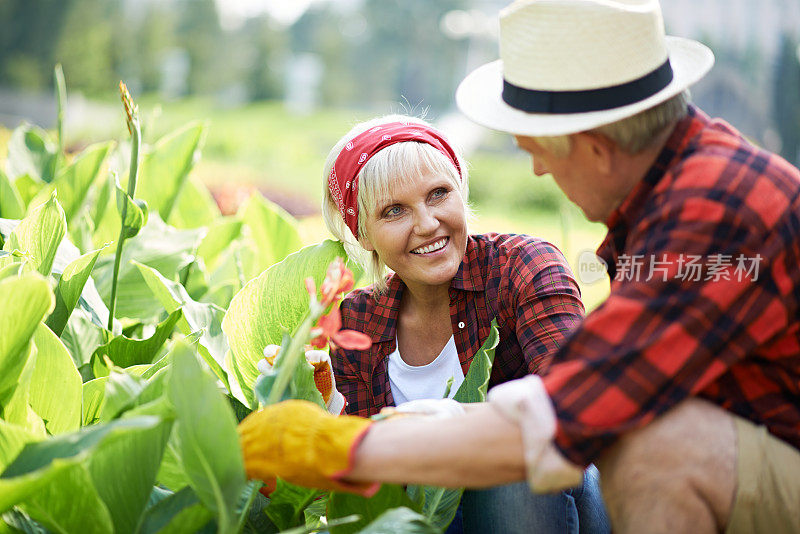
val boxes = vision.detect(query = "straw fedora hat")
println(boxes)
[456,0,715,137]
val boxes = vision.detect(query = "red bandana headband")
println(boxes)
[328,122,462,239]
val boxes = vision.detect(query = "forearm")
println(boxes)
[346,402,526,488]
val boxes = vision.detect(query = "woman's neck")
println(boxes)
[400,280,451,316]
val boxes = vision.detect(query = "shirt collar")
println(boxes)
[597,105,710,265]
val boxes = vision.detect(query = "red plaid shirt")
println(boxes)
[333,233,584,417]
[544,106,800,465]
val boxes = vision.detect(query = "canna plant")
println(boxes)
[0,68,499,533]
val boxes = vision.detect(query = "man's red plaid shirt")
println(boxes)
[544,106,800,465]
[332,233,585,417]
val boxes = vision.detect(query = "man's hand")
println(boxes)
[259,345,346,414]
[488,375,585,492]
[238,400,378,494]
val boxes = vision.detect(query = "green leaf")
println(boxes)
[0,274,54,407]
[168,173,221,230]
[46,248,103,336]
[167,342,247,534]
[91,309,183,378]
[0,169,25,219]
[264,479,320,530]
[222,240,353,407]
[82,377,107,426]
[137,486,215,534]
[92,215,204,321]
[359,507,440,534]
[62,308,109,372]
[1,507,48,533]
[135,262,231,393]
[137,122,206,222]
[3,194,66,276]
[6,125,56,183]
[12,175,44,208]
[28,325,81,434]
[0,421,40,473]
[30,143,113,224]
[452,319,498,404]
[240,192,302,276]
[99,368,146,421]
[328,485,421,534]
[196,217,243,268]
[0,417,164,533]
[1,344,45,436]
[115,175,149,239]
[85,416,172,534]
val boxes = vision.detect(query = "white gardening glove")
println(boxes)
[258,345,346,415]
[488,375,584,493]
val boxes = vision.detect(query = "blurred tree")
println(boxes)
[53,0,116,94]
[0,0,73,89]
[174,0,227,95]
[241,16,287,101]
[773,32,800,165]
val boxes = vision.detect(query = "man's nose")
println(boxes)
[532,158,548,177]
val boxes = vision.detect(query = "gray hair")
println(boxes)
[322,114,470,293]
[534,91,691,156]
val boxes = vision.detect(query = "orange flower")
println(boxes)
[319,257,354,306]
[309,306,371,351]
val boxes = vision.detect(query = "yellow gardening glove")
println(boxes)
[238,399,378,495]
[259,345,346,414]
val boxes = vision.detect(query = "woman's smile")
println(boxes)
[410,237,450,255]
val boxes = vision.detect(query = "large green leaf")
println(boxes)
[0,422,39,473]
[135,262,231,392]
[167,343,247,534]
[0,417,164,532]
[265,479,321,530]
[0,274,54,407]
[168,173,221,230]
[29,142,113,224]
[137,486,215,534]
[99,369,147,422]
[28,325,81,434]
[328,485,421,534]
[359,507,439,534]
[5,125,56,184]
[0,169,24,219]
[91,309,183,377]
[222,240,352,406]
[46,247,103,336]
[1,344,45,436]
[86,415,172,534]
[3,194,66,276]
[407,321,500,530]
[137,122,206,222]
[62,308,109,373]
[196,217,243,268]
[240,192,302,277]
[92,215,204,321]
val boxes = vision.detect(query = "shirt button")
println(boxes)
[458,321,465,329]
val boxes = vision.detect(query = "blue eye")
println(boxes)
[430,187,448,200]
[383,206,403,218]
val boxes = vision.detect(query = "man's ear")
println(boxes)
[574,131,614,175]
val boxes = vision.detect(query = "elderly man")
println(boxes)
[239,0,800,532]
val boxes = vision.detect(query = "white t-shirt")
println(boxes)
[387,335,466,406]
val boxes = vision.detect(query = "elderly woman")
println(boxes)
[317,115,608,534]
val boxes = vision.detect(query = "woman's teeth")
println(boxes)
[411,238,448,254]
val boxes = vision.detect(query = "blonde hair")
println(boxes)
[322,114,470,294]
[533,91,690,156]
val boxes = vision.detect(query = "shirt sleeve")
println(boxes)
[507,240,586,375]
[330,345,372,417]
[543,189,790,466]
